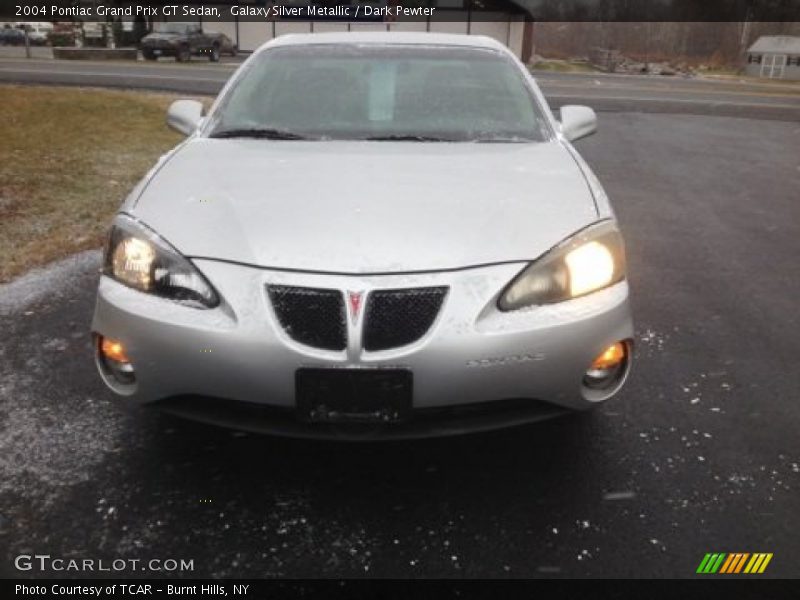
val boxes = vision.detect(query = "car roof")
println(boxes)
[259,31,510,53]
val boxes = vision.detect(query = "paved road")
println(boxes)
[1,112,798,578]
[1,56,799,120]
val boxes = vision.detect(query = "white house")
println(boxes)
[745,36,800,80]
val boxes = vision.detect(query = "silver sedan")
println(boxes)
[92,32,634,439]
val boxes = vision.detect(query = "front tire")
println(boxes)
[176,46,191,63]
[142,50,157,61]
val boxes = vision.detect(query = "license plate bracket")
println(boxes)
[296,368,412,424]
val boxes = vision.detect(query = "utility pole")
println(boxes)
[739,1,754,66]
[23,26,31,59]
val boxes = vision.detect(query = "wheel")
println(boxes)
[142,50,157,61]
[209,44,220,62]
[176,46,191,62]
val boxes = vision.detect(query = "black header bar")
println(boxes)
[4,0,800,22]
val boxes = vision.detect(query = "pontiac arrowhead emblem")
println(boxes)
[347,291,364,324]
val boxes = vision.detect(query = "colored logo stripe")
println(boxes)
[696,554,713,573]
[734,553,750,573]
[720,553,749,573]
[744,553,773,574]
[698,553,773,574]
[719,554,736,573]
[697,553,726,573]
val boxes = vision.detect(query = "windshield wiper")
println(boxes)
[210,127,311,140]
[364,134,454,142]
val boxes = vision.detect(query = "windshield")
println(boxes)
[207,44,550,142]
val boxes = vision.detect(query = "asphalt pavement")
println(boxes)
[1,109,798,578]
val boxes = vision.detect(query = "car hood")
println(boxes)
[131,139,598,273]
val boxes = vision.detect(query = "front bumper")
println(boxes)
[92,259,633,437]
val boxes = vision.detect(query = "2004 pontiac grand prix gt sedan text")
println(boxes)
[92,32,634,439]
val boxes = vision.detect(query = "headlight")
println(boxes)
[104,216,219,309]
[498,220,626,311]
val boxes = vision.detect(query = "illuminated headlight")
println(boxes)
[104,215,219,309]
[499,220,626,310]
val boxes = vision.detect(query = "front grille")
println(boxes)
[267,285,346,351]
[363,287,448,351]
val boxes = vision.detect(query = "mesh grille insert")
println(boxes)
[363,287,448,351]
[267,285,346,351]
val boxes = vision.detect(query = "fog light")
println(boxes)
[98,336,135,385]
[590,342,625,370]
[584,342,627,390]
[101,337,130,364]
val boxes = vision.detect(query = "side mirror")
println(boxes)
[559,105,597,142]
[166,100,203,136]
